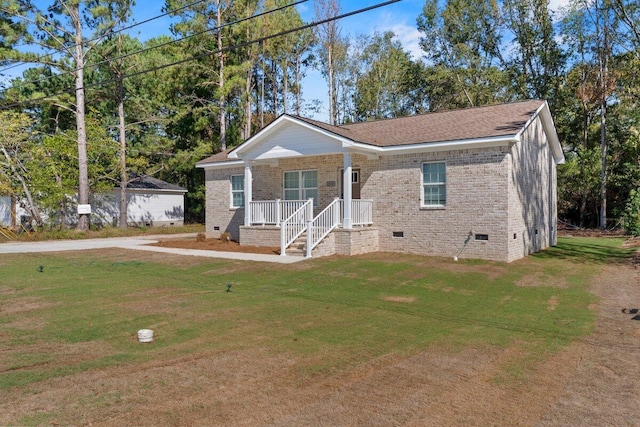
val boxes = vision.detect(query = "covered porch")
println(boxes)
[234,121,379,257]
[243,197,374,257]
[200,115,384,257]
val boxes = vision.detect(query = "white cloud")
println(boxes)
[386,23,424,60]
[359,9,424,61]
[548,0,572,20]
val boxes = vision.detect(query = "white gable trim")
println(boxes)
[228,115,351,160]
[515,101,565,165]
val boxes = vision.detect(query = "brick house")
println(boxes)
[196,100,564,262]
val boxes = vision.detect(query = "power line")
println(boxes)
[0,0,403,111]
[0,0,309,95]
[0,0,209,75]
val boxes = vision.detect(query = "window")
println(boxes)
[422,162,446,207]
[230,175,244,208]
[284,170,318,205]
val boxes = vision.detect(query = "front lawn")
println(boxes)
[0,237,633,425]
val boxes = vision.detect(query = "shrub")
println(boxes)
[623,188,640,236]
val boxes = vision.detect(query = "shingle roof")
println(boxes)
[126,174,187,192]
[196,100,545,165]
[295,100,544,146]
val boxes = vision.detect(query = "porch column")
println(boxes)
[343,152,353,229]
[243,161,253,226]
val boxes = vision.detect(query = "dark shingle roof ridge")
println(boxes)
[346,99,544,129]
[287,114,378,144]
[289,100,545,146]
[195,148,236,165]
[127,173,187,191]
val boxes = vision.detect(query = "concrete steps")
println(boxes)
[285,234,307,257]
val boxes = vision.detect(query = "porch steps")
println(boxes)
[286,235,307,257]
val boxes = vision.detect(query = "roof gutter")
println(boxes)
[344,134,519,155]
[124,188,188,194]
[196,159,244,169]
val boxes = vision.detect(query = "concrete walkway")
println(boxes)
[0,235,305,264]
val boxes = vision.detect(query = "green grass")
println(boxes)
[0,236,633,393]
[4,223,204,242]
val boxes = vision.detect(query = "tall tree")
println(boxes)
[314,0,345,125]
[503,0,564,103]
[90,34,144,228]
[563,0,622,229]
[165,0,238,151]
[353,32,427,121]
[27,118,119,227]
[0,110,42,227]
[417,0,507,110]
[0,0,133,230]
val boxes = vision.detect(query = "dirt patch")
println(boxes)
[0,286,17,295]
[547,295,559,311]
[0,341,111,374]
[348,252,509,282]
[382,296,416,303]
[150,237,280,255]
[1,297,58,315]
[557,224,627,238]
[622,236,640,248]
[538,258,640,425]
[517,274,568,288]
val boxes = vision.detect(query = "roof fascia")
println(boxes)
[347,134,519,155]
[230,115,352,160]
[196,159,244,169]
[539,103,566,164]
[516,101,565,165]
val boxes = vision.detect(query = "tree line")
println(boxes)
[0,0,639,233]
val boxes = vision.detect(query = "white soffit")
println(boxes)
[241,119,347,161]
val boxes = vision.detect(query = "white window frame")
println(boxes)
[283,169,318,206]
[230,175,244,208]
[421,161,446,208]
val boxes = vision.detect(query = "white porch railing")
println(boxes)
[340,199,374,226]
[249,199,306,226]
[306,198,342,257]
[280,199,313,256]
[250,198,373,257]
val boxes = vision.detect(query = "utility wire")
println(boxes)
[0,0,403,111]
[0,0,210,75]
[0,0,308,95]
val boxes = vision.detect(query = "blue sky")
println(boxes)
[2,0,571,121]
[1,1,425,121]
[132,1,426,57]
[130,0,570,121]
[127,0,427,121]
